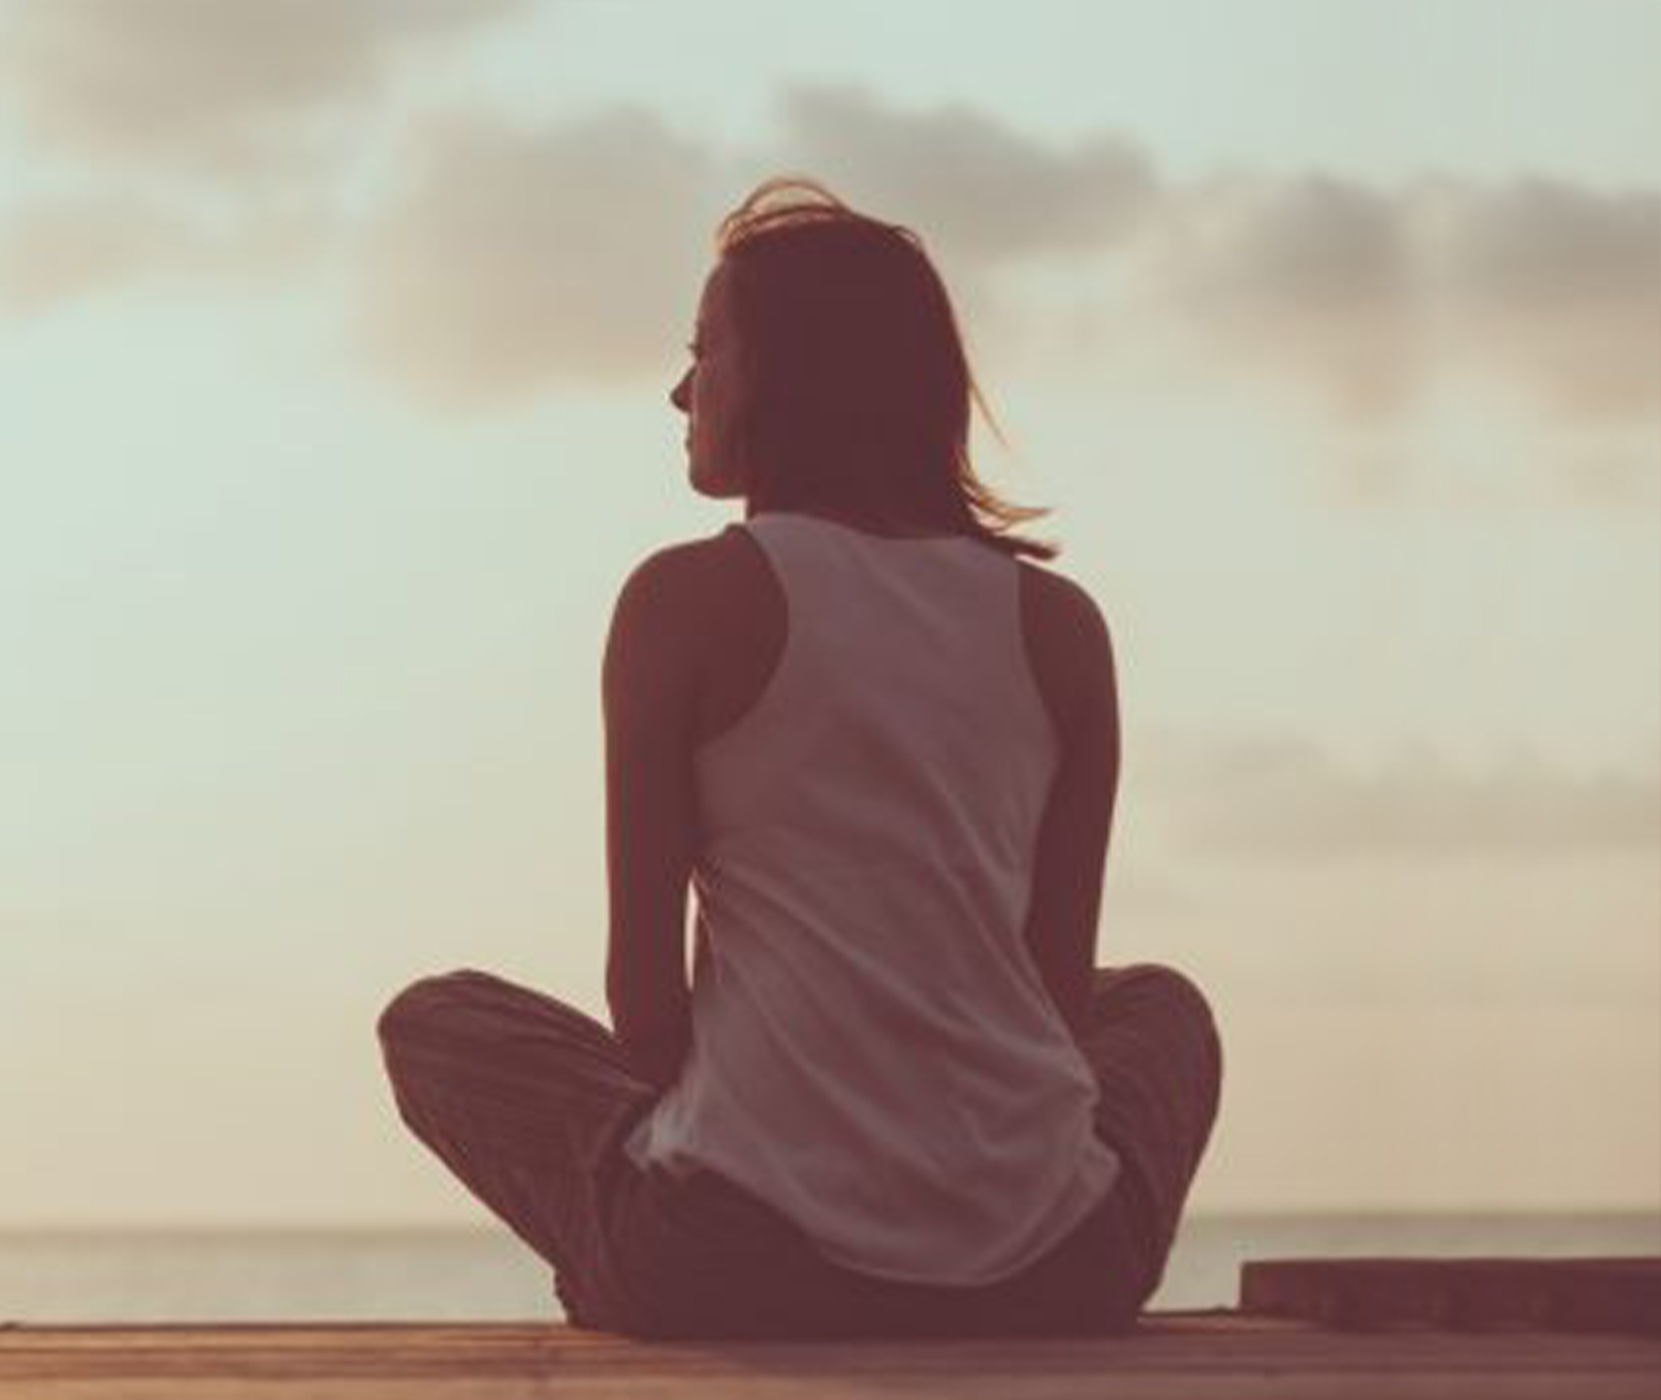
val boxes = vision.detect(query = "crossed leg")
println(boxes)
[375,969,656,1328]
[375,961,1223,1334]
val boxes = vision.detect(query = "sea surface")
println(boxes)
[2,1213,1656,1325]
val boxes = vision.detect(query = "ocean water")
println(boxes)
[4,1213,1657,1324]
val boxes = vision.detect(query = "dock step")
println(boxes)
[1241,1257,1661,1334]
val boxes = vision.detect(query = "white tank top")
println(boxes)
[622,509,1121,1285]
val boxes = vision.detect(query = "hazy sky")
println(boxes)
[1,0,1657,1228]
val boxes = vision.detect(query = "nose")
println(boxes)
[670,368,691,414]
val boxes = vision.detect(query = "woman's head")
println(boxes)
[670,176,1058,561]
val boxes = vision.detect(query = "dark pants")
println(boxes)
[376,963,1222,1339]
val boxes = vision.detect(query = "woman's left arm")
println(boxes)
[601,545,702,1090]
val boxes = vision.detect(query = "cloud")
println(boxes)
[349,106,728,406]
[0,0,531,175]
[351,84,1652,429]
[3,62,1654,432]
[1141,174,1424,419]
[767,82,1159,271]
[324,86,1230,407]
[1143,735,1661,863]
[1141,172,1661,425]
[0,189,328,312]
[0,193,193,312]
[1432,178,1661,420]
[343,84,1159,406]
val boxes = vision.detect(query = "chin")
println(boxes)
[689,458,746,500]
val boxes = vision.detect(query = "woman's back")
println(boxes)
[621,508,1122,1286]
[377,176,1217,1340]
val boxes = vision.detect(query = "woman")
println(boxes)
[376,176,1222,1339]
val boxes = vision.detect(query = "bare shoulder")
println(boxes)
[1017,558,1110,644]
[1015,558,1115,738]
[665,523,761,572]
[619,527,749,601]
[612,527,772,672]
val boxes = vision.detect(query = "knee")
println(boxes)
[376,968,497,1049]
[1147,963,1218,1032]
[1093,962,1221,1053]
[1143,962,1215,1017]
[1145,964,1224,1098]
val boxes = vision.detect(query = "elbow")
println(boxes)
[606,929,693,1089]
[607,978,690,1091]
[614,1018,689,1092]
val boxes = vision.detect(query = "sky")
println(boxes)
[0,0,1657,1229]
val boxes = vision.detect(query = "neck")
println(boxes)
[745,492,957,535]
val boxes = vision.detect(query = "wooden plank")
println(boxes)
[1240,1257,1661,1334]
[2,1316,1659,1400]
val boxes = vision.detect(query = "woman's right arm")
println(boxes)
[1020,576,1121,1041]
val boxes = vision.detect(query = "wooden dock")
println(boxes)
[3,1259,1657,1399]
[3,1314,1659,1399]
